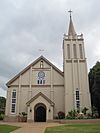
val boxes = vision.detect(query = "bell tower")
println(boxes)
[63,10,91,115]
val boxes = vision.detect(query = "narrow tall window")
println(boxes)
[79,44,83,59]
[76,89,80,110]
[37,71,45,85]
[67,44,70,59]
[40,61,44,68]
[11,90,16,113]
[73,44,77,58]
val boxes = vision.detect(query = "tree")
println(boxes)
[0,96,6,114]
[89,61,100,117]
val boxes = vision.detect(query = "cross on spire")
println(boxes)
[68,10,77,37]
[68,9,72,17]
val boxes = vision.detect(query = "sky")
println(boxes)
[0,0,100,97]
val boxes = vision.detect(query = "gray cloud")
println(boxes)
[0,0,100,96]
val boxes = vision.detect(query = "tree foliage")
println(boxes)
[89,61,100,117]
[0,96,6,114]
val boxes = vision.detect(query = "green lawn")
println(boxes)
[0,125,20,133]
[44,124,100,133]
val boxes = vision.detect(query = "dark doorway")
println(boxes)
[34,103,46,122]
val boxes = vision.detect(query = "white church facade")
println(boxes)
[5,13,91,122]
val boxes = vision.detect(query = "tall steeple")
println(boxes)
[68,10,77,37]
[63,11,91,115]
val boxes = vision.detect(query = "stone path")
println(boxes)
[0,122,62,133]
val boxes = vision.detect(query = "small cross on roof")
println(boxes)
[68,9,72,17]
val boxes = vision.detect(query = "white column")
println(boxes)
[71,59,75,109]
[50,66,54,102]
[5,90,10,116]
[17,75,21,115]
[28,67,32,100]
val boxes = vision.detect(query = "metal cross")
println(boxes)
[38,49,44,55]
[68,9,72,17]
[39,49,44,52]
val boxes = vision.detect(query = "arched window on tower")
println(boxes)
[79,44,83,59]
[67,44,70,59]
[73,44,77,58]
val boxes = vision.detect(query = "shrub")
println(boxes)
[92,106,99,118]
[66,110,78,119]
[58,111,65,119]
[0,114,4,120]
[65,107,96,120]
[76,112,84,119]
[86,113,93,119]
[22,112,27,116]
[18,112,27,122]
[82,107,88,115]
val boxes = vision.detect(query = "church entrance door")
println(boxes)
[34,103,46,122]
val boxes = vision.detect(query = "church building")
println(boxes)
[5,12,91,122]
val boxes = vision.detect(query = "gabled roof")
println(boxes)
[6,55,63,86]
[26,92,55,106]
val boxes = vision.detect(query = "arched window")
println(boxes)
[73,44,77,58]
[67,44,70,59]
[37,71,45,85]
[79,44,83,59]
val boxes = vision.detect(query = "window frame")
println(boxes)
[75,89,80,111]
[10,90,16,114]
[37,71,45,85]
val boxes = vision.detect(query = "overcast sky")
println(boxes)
[0,0,100,97]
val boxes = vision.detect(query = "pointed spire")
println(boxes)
[68,10,77,37]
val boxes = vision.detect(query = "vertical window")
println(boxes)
[37,71,45,85]
[79,44,83,59]
[73,44,77,58]
[40,61,44,68]
[67,44,70,59]
[76,101,80,110]
[11,90,16,113]
[76,89,80,110]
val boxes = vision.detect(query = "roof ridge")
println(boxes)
[6,56,63,86]
[26,92,55,106]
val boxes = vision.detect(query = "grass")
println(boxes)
[0,124,20,133]
[44,124,100,133]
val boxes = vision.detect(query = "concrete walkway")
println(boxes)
[0,122,62,133]
[1,119,100,133]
